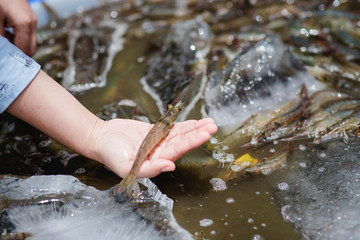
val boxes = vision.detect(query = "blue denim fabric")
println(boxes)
[0,36,41,113]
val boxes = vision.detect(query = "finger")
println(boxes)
[168,118,217,139]
[29,15,38,56]
[151,128,214,163]
[13,25,31,55]
[137,159,176,178]
[151,119,217,160]
[13,13,37,56]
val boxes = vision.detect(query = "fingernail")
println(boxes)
[161,167,174,172]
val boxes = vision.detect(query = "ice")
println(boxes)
[62,20,128,92]
[0,175,192,240]
[204,35,325,133]
[270,136,360,239]
[141,18,213,119]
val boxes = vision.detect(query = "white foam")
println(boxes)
[209,178,227,191]
[199,218,214,227]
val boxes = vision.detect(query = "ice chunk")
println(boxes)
[270,136,360,239]
[141,18,213,119]
[0,175,192,240]
[62,20,128,92]
[204,35,325,133]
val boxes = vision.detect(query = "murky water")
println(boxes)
[72,33,304,239]
[2,0,360,239]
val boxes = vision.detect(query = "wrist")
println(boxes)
[87,118,106,163]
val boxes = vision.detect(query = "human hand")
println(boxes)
[0,0,37,56]
[92,118,218,178]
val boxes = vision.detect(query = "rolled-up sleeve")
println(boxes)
[0,36,41,113]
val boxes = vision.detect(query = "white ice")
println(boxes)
[204,35,325,133]
[0,175,192,240]
[271,137,360,239]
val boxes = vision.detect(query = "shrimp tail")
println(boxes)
[113,173,140,203]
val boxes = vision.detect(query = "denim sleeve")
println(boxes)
[0,36,41,113]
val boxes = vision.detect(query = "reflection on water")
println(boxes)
[1,0,360,239]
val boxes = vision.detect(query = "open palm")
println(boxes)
[94,118,217,178]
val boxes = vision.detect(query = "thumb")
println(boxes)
[137,160,176,178]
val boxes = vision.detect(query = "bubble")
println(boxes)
[320,152,327,158]
[270,148,275,153]
[50,21,57,29]
[261,169,273,175]
[261,223,266,227]
[230,165,242,172]
[255,191,260,195]
[226,198,235,204]
[56,72,63,78]
[199,218,213,227]
[74,168,86,175]
[299,145,306,151]
[299,162,307,168]
[57,150,69,158]
[209,178,227,191]
[278,182,289,190]
[42,157,52,163]
[137,56,146,63]
[248,218,254,223]
[38,139,51,148]
[212,152,234,164]
[210,230,216,235]
[252,234,264,240]
[110,11,118,19]
[255,15,263,23]
[209,137,218,144]
[318,167,325,173]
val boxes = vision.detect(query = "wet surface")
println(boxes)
[2,0,360,239]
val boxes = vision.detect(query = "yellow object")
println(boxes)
[235,153,258,165]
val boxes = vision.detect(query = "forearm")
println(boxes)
[7,70,103,160]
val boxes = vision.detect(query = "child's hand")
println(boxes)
[7,70,217,178]
[0,0,37,55]
[92,118,218,178]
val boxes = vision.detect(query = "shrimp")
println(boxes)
[114,101,183,202]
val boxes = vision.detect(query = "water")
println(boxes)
[2,0,360,239]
